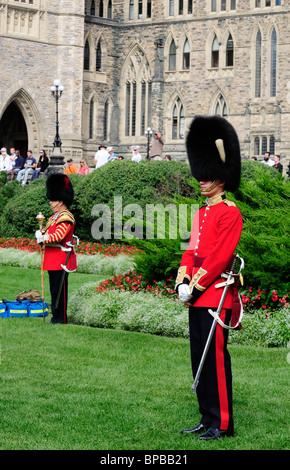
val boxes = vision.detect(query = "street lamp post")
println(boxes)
[46,79,65,175]
[145,127,153,160]
[50,79,64,151]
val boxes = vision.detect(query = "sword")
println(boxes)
[54,234,79,316]
[191,254,243,394]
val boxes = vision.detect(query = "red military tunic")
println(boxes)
[43,209,77,271]
[176,193,243,309]
[177,193,243,434]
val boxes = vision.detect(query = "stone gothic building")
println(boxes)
[0,0,289,169]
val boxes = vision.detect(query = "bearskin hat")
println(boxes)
[46,173,74,207]
[186,115,241,192]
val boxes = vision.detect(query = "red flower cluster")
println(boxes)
[75,240,142,257]
[0,237,41,252]
[96,271,177,299]
[241,287,289,313]
[0,237,141,257]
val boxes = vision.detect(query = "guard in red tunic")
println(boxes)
[36,173,77,324]
[176,115,243,440]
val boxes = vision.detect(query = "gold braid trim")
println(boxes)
[56,210,75,225]
[189,268,207,293]
[175,266,191,290]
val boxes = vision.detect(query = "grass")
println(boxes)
[0,267,289,450]
[0,318,289,451]
[0,265,104,312]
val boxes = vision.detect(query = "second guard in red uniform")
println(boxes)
[36,173,77,324]
[176,115,243,440]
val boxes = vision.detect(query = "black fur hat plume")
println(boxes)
[46,173,74,207]
[186,115,241,192]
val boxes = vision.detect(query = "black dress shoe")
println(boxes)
[181,423,206,434]
[197,427,234,440]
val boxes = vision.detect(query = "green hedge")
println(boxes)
[0,160,289,289]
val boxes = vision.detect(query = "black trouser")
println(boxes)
[48,270,69,324]
[189,307,233,433]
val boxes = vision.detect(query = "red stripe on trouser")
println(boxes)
[215,308,229,431]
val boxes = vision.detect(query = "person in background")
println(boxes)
[0,147,13,172]
[9,150,25,181]
[30,149,49,181]
[273,154,283,173]
[131,145,142,162]
[107,147,118,162]
[65,158,78,175]
[16,150,36,185]
[94,145,109,169]
[261,151,275,166]
[77,159,89,174]
[149,131,164,160]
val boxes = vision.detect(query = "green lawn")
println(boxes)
[0,265,103,309]
[0,267,289,450]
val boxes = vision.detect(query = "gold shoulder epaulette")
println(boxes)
[223,199,236,207]
[56,210,75,225]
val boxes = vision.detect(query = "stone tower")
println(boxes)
[0,0,85,161]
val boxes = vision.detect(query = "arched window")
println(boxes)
[172,98,184,140]
[169,0,174,16]
[129,0,134,19]
[262,136,267,154]
[188,0,192,13]
[169,39,176,71]
[269,136,275,154]
[138,0,143,18]
[99,0,104,17]
[84,39,90,70]
[221,0,226,11]
[89,99,94,139]
[104,100,109,141]
[124,49,152,138]
[96,41,102,71]
[211,35,219,68]
[255,30,262,97]
[226,34,234,67]
[108,0,112,18]
[179,0,183,15]
[90,0,96,15]
[183,39,190,70]
[147,0,152,18]
[270,28,277,97]
[254,136,260,155]
[215,94,228,118]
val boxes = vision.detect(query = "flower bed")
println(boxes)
[96,271,177,298]
[241,287,289,313]
[70,278,290,347]
[0,237,142,257]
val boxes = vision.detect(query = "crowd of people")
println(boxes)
[0,147,49,184]
[251,151,283,172]
[0,136,285,187]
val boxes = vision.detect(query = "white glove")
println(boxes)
[178,284,192,303]
[35,230,48,244]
